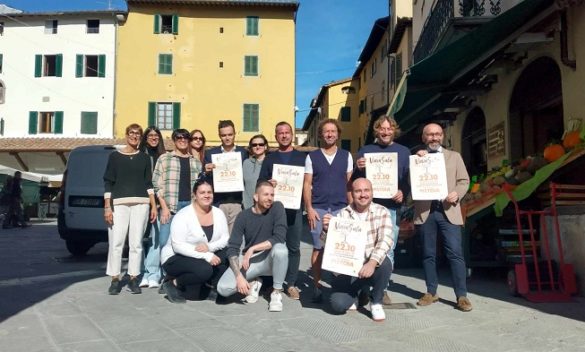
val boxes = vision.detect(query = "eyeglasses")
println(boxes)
[251,143,266,147]
[174,135,190,141]
[191,136,204,141]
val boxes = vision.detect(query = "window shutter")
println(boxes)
[154,14,160,34]
[55,54,63,77]
[28,112,38,134]
[81,112,98,134]
[252,104,259,131]
[148,102,156,127]
[54,111,64,134]
[158,54,164,74]
[98,54,106,77]
[34,55,42,77]
[172,14,179,34]
[75,54,83,77]
[168,54,172,74]
[172,102,181,129]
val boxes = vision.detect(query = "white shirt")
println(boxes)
[160,205,229,264]
[304,149,353,174]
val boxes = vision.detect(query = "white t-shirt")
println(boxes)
[304,149,353,174]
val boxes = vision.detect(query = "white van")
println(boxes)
[58,145,117,255]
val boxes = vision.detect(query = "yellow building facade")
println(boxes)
[302,78,360,154]
[115,0,298,146]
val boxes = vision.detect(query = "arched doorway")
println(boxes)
[509,57,564,161]
[461,107,487,177]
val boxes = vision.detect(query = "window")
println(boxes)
[363,68,367,82]
[359,100,364,114]
[0,22,4,36]
[80,112,98,134]
[243,104,259,132]
[44,20,58,34]
[148,102,180,130]
[158,54,173,75]
[0,54,3,73]
[395,52,403,83]
[341,139,352,152]
[246,16,259,36]
[29,111,63,134]
[154,14,178,34]
[75,54,105,77]
[381,43,386,61]
[244,55,258,76]
[0,80,5,104]
[371,58,377,78]
[87,19,100,34]
[340,106,351,122]
[35,54,63,77]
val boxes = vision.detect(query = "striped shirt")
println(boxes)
[322,202,394,265]
[153,151,202,213]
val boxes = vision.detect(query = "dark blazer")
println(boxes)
[413,149,469,226]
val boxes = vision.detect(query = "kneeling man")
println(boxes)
[217,181,288,312]
[322,178,394,321]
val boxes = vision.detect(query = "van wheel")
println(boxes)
[66,240,94,256]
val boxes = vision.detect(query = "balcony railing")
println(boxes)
[414,0,503,63]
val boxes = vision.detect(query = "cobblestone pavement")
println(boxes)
[1,221,584,352]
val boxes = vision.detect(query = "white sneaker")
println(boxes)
[139,277,149,288]
[268,290,283,312]
[348,303,357,312]
[370,303,385,322]
[244,279,263,303]
[148,279,160,289]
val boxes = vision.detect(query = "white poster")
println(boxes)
[211,153,244,192]
[409,153,448,200]
[364,152,398,199]
[322,217,368,277]
[272,164,304,210]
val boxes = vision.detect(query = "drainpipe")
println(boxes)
[560,9,576,70]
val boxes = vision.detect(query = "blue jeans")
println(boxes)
[419,209,467,298]
[142,221,161,282]
[158,200,191,277]
[330,258,392,313]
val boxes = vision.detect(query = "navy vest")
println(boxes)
[309,148,349,210]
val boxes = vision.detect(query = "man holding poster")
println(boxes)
[259,121,307,300]
[204,120,248,232]
[321,178,393,322]
[352,116,410,305]
[413,123,472,312]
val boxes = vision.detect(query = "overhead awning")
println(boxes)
[388,0,558,132]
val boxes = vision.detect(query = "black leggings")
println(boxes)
[162,248,228,299]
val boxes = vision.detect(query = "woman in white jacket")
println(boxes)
[160,179,229,303]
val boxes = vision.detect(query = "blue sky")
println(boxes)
[3,0,389,127]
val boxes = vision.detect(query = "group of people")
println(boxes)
[102,115,472,322]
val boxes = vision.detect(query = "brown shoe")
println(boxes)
[286,286,300,300]
[456,296,473,312]
[417,293,439,306]
[382,291,392,306]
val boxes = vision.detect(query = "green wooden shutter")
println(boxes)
[251,56,258,75]
[34,55,42,77]
[154,14,160,34]
[246,16,259,36]
[75,54,83,77]
[245,56,258,76]
[28,112,38,134]
[55,54,63,77]
[98,54,106,77]
[172,14,179,34]
[81,112,98,134]
[148,102,156,127]
[172,102,180,129]
[54,111,63,134]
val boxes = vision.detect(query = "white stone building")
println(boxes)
[0,10,125,173]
